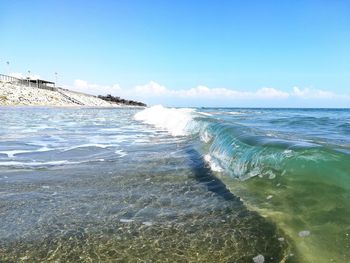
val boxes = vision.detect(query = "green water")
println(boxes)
[211,145,350,263]
[200,134,350,262]
[192,108,350,262]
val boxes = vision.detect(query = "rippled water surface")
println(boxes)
[136,106,350,262]
[194,108,350,263]
[0,107,288,262]
[1,107,349,262]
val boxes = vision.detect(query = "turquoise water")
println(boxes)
[0,106,349,262]
[191,108,350,262]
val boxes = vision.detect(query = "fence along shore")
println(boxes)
[0,74,56,91]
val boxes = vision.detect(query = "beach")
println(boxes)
[0,82,121,107]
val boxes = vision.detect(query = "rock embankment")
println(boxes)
[0,82,135,107]
[98,94,146,107]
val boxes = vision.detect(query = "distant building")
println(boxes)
[0,73,57,91]
[27,78,56,91]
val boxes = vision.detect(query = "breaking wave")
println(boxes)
[134,105,195,136]
[134,105,350,181]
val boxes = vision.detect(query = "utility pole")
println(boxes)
[6,61,10,74]
[28,70,31,87]
[55,72,58,88]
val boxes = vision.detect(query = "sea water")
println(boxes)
[0,106,349,262]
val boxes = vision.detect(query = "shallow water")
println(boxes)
[137,106,350,262]
[1,106,349,262]
[0,107,288,262]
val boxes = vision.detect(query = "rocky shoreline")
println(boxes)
[0,82,145,107]
[98,94,146,107]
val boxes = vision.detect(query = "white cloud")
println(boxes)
[134,81,167,96]
[74,79,88,88]
[66,79,350,106]
[292,86,337,99]
[9,72,24,79]
[69,79,121,96]
[129,81,289,99]
[176,86,239,98]
[255,87,289,99]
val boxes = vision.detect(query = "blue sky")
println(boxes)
[1,0,349,107]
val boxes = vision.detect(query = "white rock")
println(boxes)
[298,230,310,237]
[253,254,265,263]
[120,218,134,223]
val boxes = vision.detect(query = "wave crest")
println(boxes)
[135,106,350,182]
[134,105,195,136]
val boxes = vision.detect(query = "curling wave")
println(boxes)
[134,106,350,262]
[135,106,350,181]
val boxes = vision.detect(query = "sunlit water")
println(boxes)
[1,106,349,262]
[192,108,350,263]
[0,107,287,262]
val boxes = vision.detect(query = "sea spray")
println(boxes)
[134,105,195,136]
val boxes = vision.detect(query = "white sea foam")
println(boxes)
[0,160,78,167]
[61,143,113,152]
[227,111,244,115]
[134,105,195,136]
[115,149,127,157]
[0,147,52,158]
[0,150,32,158]
[283,149,294,158]
[198,112,213,116]
[204,154,223,172]
[200,130,212,143]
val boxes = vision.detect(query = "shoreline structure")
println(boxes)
[0,73,145,107]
